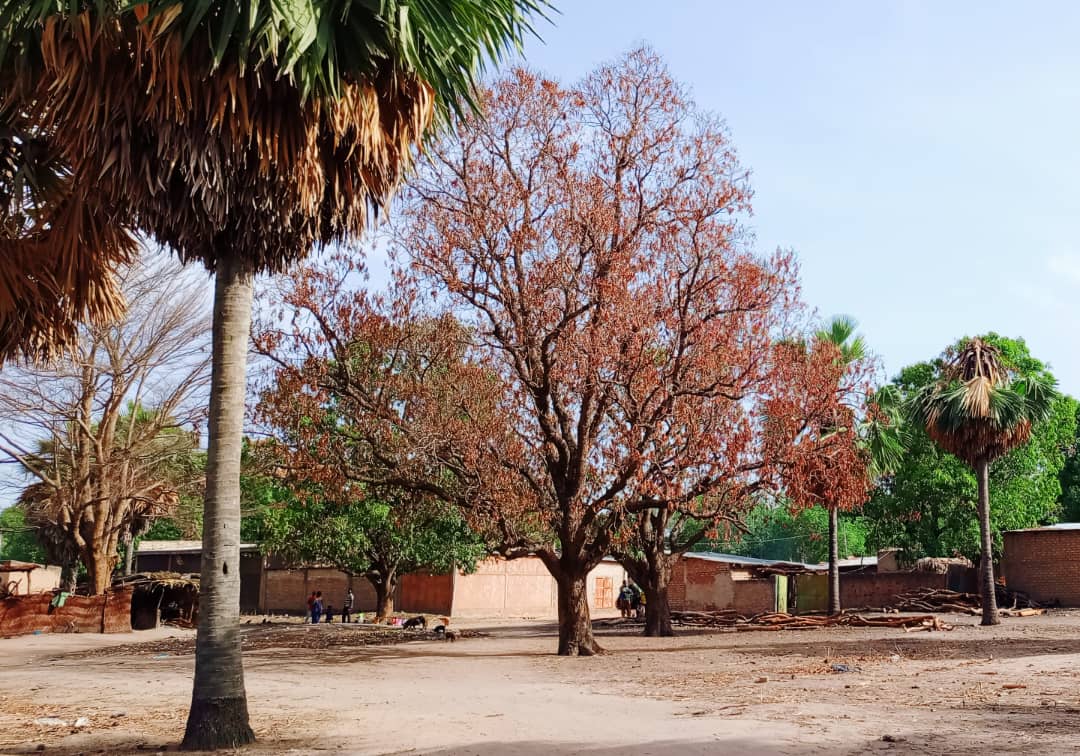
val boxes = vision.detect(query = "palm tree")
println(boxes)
[814,316,907,615]
[1,2,547,748]
[910,338,1058,626]
[814,316,867,615]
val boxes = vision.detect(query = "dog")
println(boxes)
[433,624,456,642]
[402,615,427,630]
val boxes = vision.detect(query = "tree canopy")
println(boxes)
[865,334,1076,562]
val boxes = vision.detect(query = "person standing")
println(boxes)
[306,591,317,623]
[343,588,354,623]
[618,581,635,619]
[311,591,324,624]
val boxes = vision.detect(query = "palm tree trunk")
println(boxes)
[827,505,841,616]
[975,458,1000,626]
[182,254,256,750]
[123,535,135,576]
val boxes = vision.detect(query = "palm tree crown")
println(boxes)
[0,0,547,357]
[910,338,1059,466]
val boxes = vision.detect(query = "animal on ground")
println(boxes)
[403,615,427,630]
[433,624,456,642]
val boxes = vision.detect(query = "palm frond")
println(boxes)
[816,314,866,364]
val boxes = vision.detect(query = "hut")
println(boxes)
[116,572,200,630]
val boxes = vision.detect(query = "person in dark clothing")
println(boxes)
[306,591,317,623]
[618,581,635,618]
[311,591,324,624]
[342,588,354,623]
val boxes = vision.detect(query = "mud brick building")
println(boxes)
[1002,524,1080,606]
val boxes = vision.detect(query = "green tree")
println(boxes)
[1057,406,1080,522]
[2,1,547,746]
[908,336,1059,625]
[261,489,485,619]
[867,336,1076,564]
[0,506,46,564]
[695,503,870,564]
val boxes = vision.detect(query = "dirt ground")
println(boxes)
[2,611,1080,755]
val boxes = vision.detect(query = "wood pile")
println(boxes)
[670,609,950,632]
[881,587,1049,616]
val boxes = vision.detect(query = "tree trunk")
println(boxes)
[622,554,675,638]
[368,571,397,620]
[182,255,255,750]
[59,559,77,593]
[556,570,602,656]
[643,571,673,638]
[85,546,116,595]
[124,535,135,576]
[828,505,841,616]
[975,458,999,626]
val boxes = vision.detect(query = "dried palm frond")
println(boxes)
[0,0,547,357]
[0,99,134,360]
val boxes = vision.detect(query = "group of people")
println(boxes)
[306,588,355,624]
[617,580,645,619]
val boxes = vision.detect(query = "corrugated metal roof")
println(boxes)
[684,552,878,571]
[685,552,816,569]
[1005,522,1080,533]
[136,540,258,554]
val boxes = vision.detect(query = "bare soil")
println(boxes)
[2,611,1079,755]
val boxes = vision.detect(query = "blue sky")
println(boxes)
[509,0,1080,393]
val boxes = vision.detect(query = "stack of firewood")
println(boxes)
[669,610,949,632]
[882,587,1049,616]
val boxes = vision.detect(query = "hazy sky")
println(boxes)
[3,4,1078,509]
[512,1,1080,393]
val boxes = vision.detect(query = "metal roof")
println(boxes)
[1005,522,1080,533]
[685,552,817,570]
[136,540,259,555]
[684,551,878,571]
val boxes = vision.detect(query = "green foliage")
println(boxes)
[0,506,46,563]
[3,1,548,118]
[261,488,486,580]
[866,335,1077,561]
[694,504,869,565]
[1060,409,1080,521]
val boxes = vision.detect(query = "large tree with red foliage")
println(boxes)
[388,48,812,653]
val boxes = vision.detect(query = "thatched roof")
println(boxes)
[114,571,199,591]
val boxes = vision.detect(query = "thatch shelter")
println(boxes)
[116,572,199,630]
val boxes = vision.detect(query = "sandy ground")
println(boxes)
[2,611,1080,755]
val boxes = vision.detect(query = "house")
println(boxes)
[670,551,974,615]
[396,556,626,618]
[0,560,61,596]
[263,555,627,619]
[134,540,262,613]
[1002,524,1080,606]
[669,553,808,615]
[136,540,628,619]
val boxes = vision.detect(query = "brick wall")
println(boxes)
[668,557,776,614]
[262,568,378,615]
[1003,530,1080,606]
[796,571,954,612]
[732,575,776,615]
